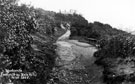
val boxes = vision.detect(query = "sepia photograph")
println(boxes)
[0,0,135,84]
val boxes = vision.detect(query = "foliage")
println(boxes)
[34,8,127,44]
[94,35,135,84]
[0,0,56,84]
[55,12,88,26]
[34,8,56,36]
[0,0,131,84]
[91,22,128,39]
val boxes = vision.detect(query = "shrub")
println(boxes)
[0,0,56,84]
[94,35,135,84]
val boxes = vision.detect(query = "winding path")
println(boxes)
[55,23,98,65]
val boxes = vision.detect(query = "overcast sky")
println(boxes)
[19,0,135,32]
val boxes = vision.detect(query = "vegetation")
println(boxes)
[94,35,135,84]
[0,0,133,84]
[0,0,56,84]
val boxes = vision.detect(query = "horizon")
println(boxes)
[19,0,135,32]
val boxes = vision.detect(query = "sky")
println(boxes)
[19,0,135,32]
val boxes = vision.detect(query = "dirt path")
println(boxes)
[53,40,103,84]
[56,40,98,61]
[52,24,103,84]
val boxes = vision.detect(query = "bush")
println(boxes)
[94,35,135,84]
[0,0,56,84]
